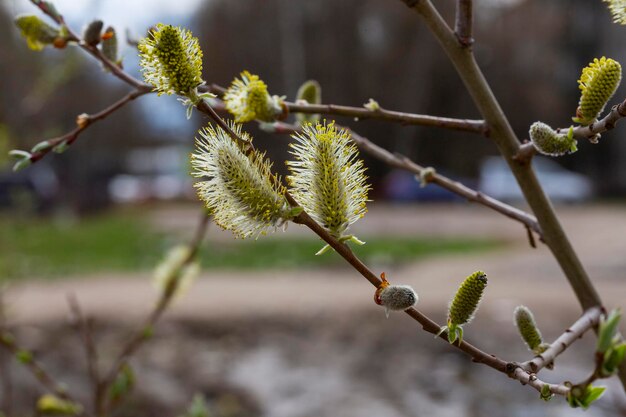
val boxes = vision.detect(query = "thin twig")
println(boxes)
[29,89,149,164]
[0,331,75,401]
[0,289,14,415]
[570,100,626,141]
[99,212,210,414]
[67,294,102,415]
[521,307,603,374]
[454,0,474,48]
[206,83,487,134]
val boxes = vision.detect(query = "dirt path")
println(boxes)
[7,203,625,326]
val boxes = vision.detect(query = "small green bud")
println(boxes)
[296,80,322,125]
[567,384,606,409]
[597,309,621,354]
[142,325,154,340]
[440,271,488,344]
[540,384,554,401]
[179,394,210,417]
[36,394,83,416]
[449,271,487,327]
[514,305,545,353]
[574,57,622,125]
[12,157,32,172]
[529,122,577,156]
[364,98,380,111]
[31,140,53,153]
[14,14,61,51]
[109,363,135,402]
[52,141,69,154]
[15,349,33,364]
[601,342,626,377]
[101,26,119,65]
[82,20,103,46]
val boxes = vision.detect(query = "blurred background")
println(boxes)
[1,0,626,416]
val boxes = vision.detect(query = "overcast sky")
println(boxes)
[7,0,206,34]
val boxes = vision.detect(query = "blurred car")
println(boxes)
[0,162,59,213]
[478,156,593,203]
[382,169,466,202]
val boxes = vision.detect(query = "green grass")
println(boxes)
[0,211,502,280]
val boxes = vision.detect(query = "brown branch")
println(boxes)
[454,0,474,48]
[206,83,487,134]
[0,331,75,402]
[67,294,102,416]
[521,307,603,374]
[29,89,149,164]
[570,100,626,141]
[100,211,210,414]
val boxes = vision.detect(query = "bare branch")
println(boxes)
[454,0,474,48]
[28,89,149,164]
[206,84,487,134]
[0,331,75,402]
[100,211,210,413]
[521,307,603,374]
[67,294,102,415]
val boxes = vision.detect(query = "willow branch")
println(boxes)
[0,332,75,401]
[27,89,149,164]
[206,83,487,134]
[570,100,626,140]
[67,294,102,415]
[402,0,625,390]
[522,307,603,374]
[195,101,571,397]
[100,212,210,413]
[454,0,474,48]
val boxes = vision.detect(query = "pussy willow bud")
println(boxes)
[603,0,626,24]
[529,122,577,156]
[82,20,103,46]
[287,121,370,253]
[296,80,321,125]
[191,123,292,239]
[14,15,61,51]
[224,71,284,123]
[439,271,488,344]
[153,245,199,299]
[37,394,83,416]
[514,305,545,353]
[101,26,119,65]
[574,57,622,125]
[139,24,204,97]
[374,273,418,318]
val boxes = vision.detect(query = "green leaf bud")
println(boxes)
[540,384,554,401]
[514,305,545,353]
[529,122,577,156]
[574,57,622,125]
[82,20,103,46]
[14,14,61,51]
[448,271,487,327]
[108,363,135,403]
[15,349,33,364]
[101,26,119,65]
[36,394,83,416]
[31,141,53,153]
[296,80,322,125]
[597,309,621,354]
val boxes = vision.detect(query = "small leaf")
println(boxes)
[582,386,606,408]
[109,363,135,403]
[15,349,33,364]
[13,158,32,172]
[597,309,621,353]
[52,141,69,154]
[31,141,52,153]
